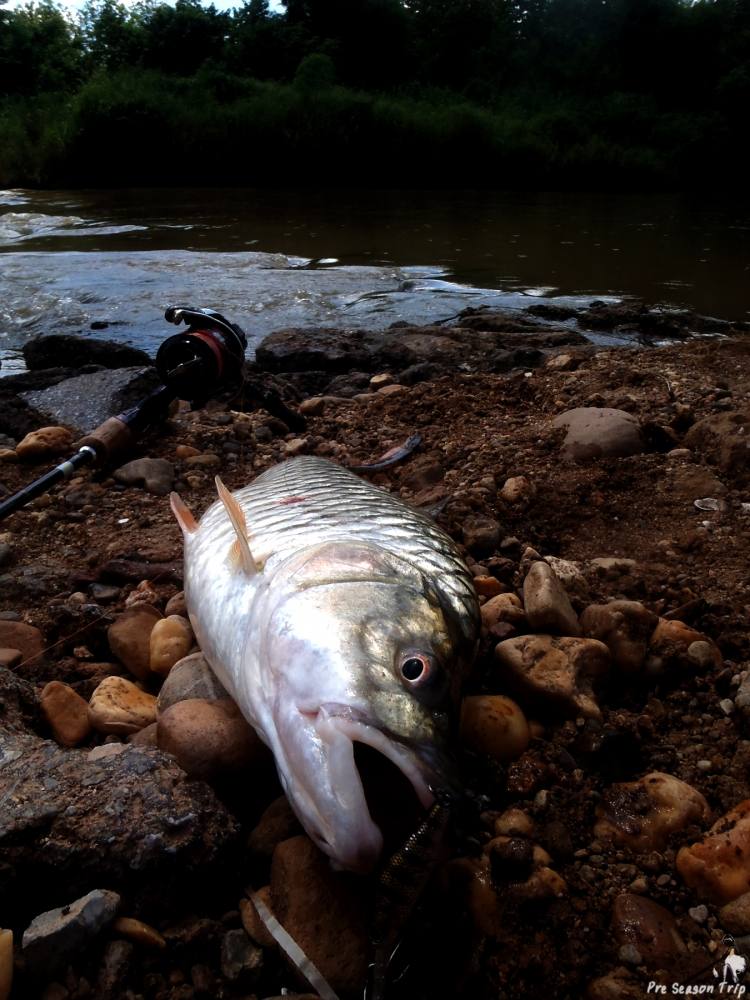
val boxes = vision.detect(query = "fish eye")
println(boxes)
[399,652,436,686]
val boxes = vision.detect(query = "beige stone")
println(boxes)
[500,476,535,505]
[107,605,162,680]
[493,808,534,838]
[149,615,193,676]
[175,445,201,459]
[460,695,530,761]
[16,426,73,459]
[0,648,22,669]
[157,652,228,714]
[596,772,709,853]
[480,593,525,630]
[523,561,580,636]
[41,681,91,747]
[299,396,325,416]
[580,600,659,673]
[495,634,609,718]
[164,591,187,617]
[677,800,750,904]
[157,698,266,780]
[88,676,157,735]
[112,917,165,950]
[184,453,221,469]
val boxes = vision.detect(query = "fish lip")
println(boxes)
[314,702,436,810]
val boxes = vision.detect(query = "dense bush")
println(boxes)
[0,0,748,187]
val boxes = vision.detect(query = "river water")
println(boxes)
[1,188,748,373]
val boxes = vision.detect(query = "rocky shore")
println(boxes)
[0,301,749,1000]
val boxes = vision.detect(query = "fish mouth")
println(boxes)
[292,703,438,873]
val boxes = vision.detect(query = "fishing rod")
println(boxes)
[0,306,248,523]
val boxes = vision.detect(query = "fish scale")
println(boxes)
[209,456,478,636]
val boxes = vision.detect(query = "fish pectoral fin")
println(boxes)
[215,475,260,575]
[170,492,198,536]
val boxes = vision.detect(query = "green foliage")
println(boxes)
[1,0,749,187]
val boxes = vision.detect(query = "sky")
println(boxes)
[5,0,285,11]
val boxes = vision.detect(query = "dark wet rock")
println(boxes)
[0,732,240,913]
[22,367,162,435]
[576,300,743,338]
[22,889,121,973]
[323,371,372,398]
[0,665,39,732]
[23,335,152,372]
[525,304,579,322]
[552,407,644,461]
[256,322,586,377]
[220,928,263,985]
[95,939,134,999]
[684,409,750,483]
[462,515,502,556]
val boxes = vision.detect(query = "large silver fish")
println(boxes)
[170,456,479,873]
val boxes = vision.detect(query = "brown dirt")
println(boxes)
[1,335,750,999]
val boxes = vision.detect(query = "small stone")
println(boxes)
[157,652,229,714]
[611,894,686,968]
[149,615,194,676]
[124,580,159,609]
[127,722,157,747]
[283,437,308,457]
[96,939,132,998]
[495,634,609,718]
[107,605,162,680]
[88,676,157,735]
[500,476,535,505]
[0,449,16,462]
[618,944,643,966]
[523,561,580,636]
[270,836,369,995]
[688,904,708,924]
[580,601,659,674]
[16,426,74,460]
[493,808,534,838]
[720,698,735,716]
[545,353,577,371]
[473,575,506,598]
[544,556,589,601]
[87,743,127,761]
[157,698,266,781]
[0,929,12,1000]
[462,516,502,556]
[589,557,638,579]
[0,543,14,568]
[90,583,120,603]
[646,619,722,675]
[586,967,644,1000]
[376,383,405,396]
[720,891,750,935]
[114,457,174,496]
[369,373,395,388]
[0,648,22,669]
[552,407,644,461]
[480,593,525,631]
[240,892,275,948]
[220,928,263,984]
[41,681,91,747]
[112,917,166,950]
[22,890,120,970]
[184,453,221,469]
[688,640,720,670]
[595,772,710,853]
[0,621,44,666]
[460,695,530,762]
[299,396,325,416]
[175,445,201,459]
[677,800,750,904]
[165,591,187,617]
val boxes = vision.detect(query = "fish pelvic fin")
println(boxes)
[215,475,259,575]
[170,492,198,536]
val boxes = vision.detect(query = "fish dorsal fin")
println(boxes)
[215,475,259,575]
[170,492,198,536]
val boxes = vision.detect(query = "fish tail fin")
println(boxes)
[215,475,259,575]
[170,492,198,536]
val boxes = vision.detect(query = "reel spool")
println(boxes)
[156,306,248,404]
